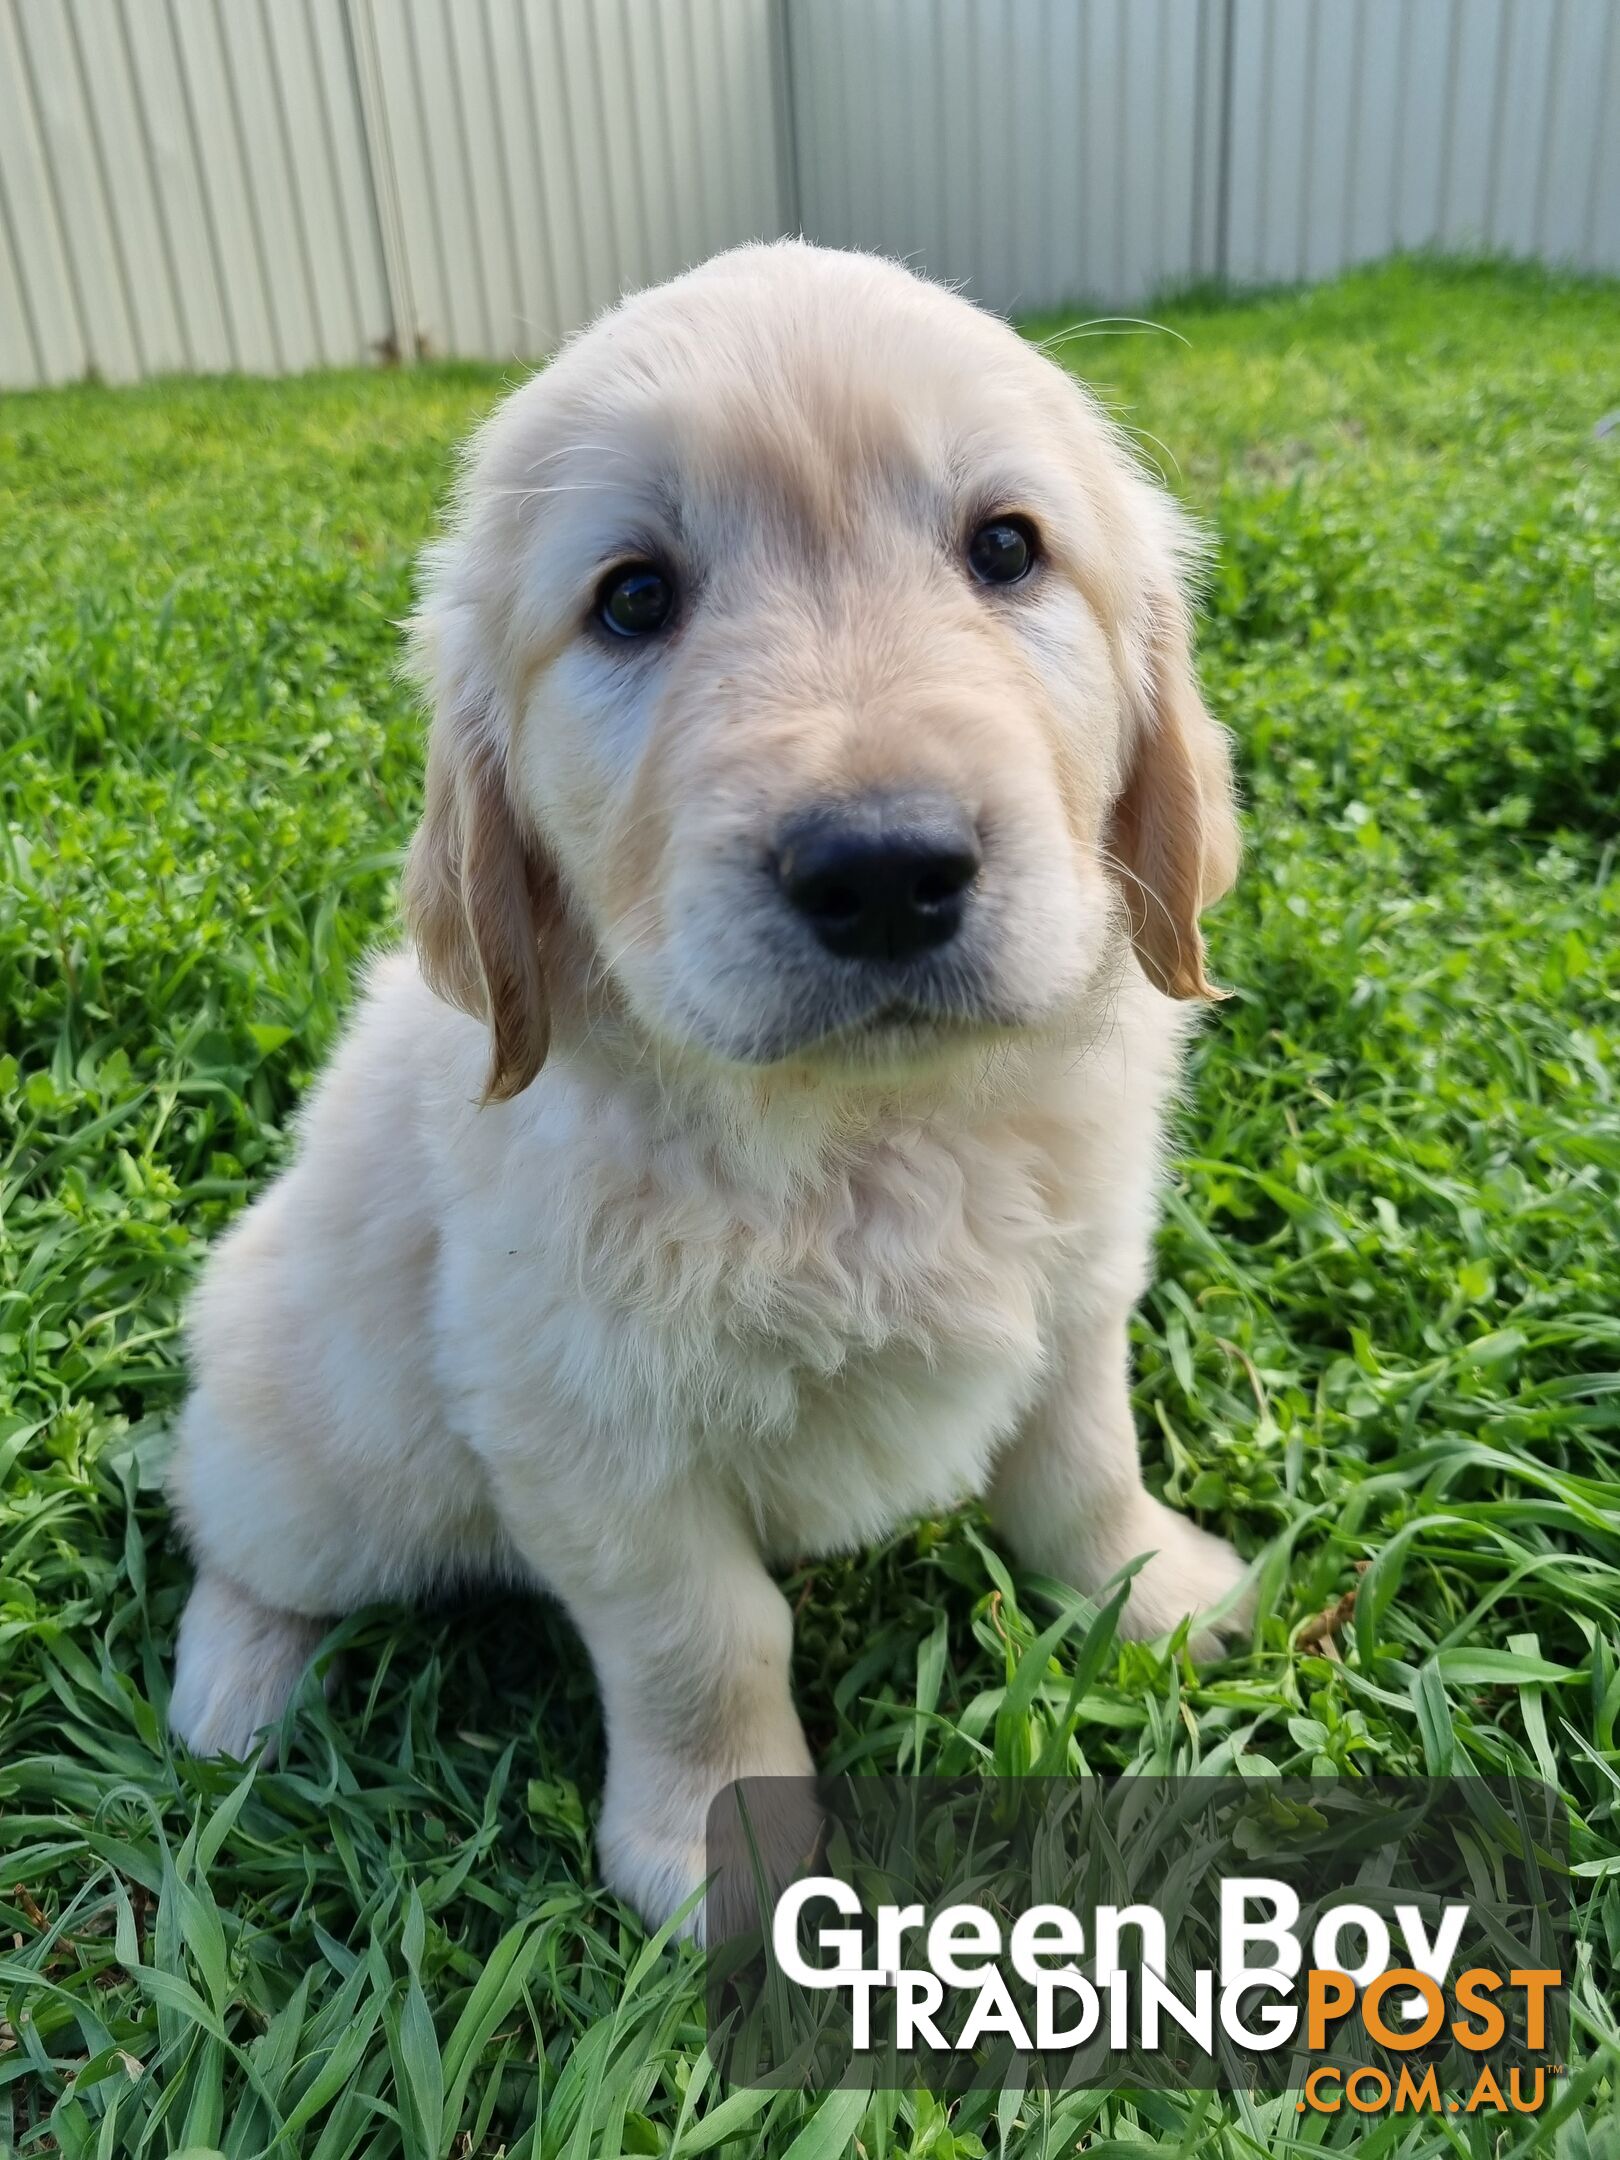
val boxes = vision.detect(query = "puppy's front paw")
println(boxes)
[599,1752,820,1942]
[169,1571,326,1763]
[1112,1497,1254,1661]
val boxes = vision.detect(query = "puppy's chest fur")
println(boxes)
[515,1079,1122,1552]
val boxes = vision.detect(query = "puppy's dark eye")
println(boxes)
[967,516,1038,586]
[597,563,675,637]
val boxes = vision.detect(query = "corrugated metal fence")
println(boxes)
[1,0,1616,389]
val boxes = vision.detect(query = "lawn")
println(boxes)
[2,258,1617,2157]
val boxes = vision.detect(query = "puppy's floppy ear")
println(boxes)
[402,608,554,1101]
[1108,581,1241,1001]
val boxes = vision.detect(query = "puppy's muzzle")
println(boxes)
[774,790,981,962]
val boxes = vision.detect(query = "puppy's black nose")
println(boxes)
[776,792,982,961]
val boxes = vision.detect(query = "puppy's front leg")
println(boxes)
[501,1472,814,1932]
[989,1309,1252,1658]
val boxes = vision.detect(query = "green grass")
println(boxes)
[2,257,1618,2157]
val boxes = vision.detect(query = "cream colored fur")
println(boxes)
[168,242,1252,1931]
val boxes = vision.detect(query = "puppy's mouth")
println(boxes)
[852,995,967,1036]
[735,966,1027,1069]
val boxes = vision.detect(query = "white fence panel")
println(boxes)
[115,0,233,370]
[786,0,1213,313]
[0,0,87,383]
[1542,0,1615,263]
[164,0,281,373]
[5,0,398,381]
[362,0,784,361]
[0,0,1616,388]
[1224,0,1620,280]
[8,0,142,381]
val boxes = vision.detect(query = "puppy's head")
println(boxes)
[405,244,1238,1098]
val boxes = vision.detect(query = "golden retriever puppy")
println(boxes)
[168,241,1250,1930]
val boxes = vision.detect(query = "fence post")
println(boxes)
[342,0,417,361]
[770,0,804,238]
[1193,0,1237,287]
